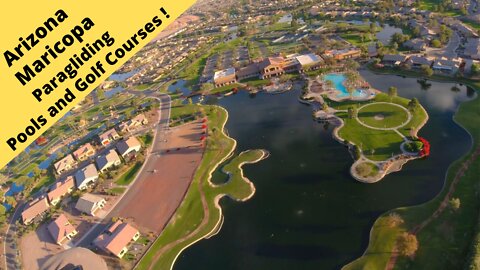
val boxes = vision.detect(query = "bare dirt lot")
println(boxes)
[113,121,205,234]
[20,224,62,270]
[153,15,200,41]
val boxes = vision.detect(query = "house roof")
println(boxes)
[73,143,95,159]
[47,214,76,244]
[47,176,75,203]
[116,136,141,156]
[236,63,260,77]
[257,57,285,70]
[22,196,49,223]
[96,149,121,171]
[295,53,323,66]
[408,56,433,66]
[75,193,104,214]
[383,54,408,62]
[99,128,119,143]
[97,221,139,256]
[53,154,76,173]
[74,164,98,187]
[213,68,236,80]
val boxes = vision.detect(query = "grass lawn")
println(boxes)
[344,75,480,270]
[116,162,142,186]
[332,93,427,161]
[136,106,266,270]
[139,132,153,147]
[107,187,126,195]
[358,103,409,129]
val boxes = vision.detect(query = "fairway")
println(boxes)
[358,102,410,129]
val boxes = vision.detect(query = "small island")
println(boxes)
[302,71,429,183]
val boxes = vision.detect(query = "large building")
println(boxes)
[96,149,122,173]
[73,143,96,161]
[116,136,142,158]
[258,57,285,79]
[323,48,361,60]
[213,68,237,87]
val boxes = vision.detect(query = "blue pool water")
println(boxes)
[5,183,24,197]
[324,73,368,98]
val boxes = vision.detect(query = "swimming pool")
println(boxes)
[324,73,368,98]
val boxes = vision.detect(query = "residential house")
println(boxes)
[367,44,378,58]
[405,56,433,69]
[75,193,106,216]
[74,164,99,190]
[47,214,78,245]
[94,221,140,258]
[403,39,427,51]
[323,48,361,60]
[73,143,96,161]
[47,176,75,206]
[21,196,50,225]
[98,129,120,146]
[116,136,142,158]
[465,38,480,60]
[96,149,122,173]
[53,154,77,175]
[381,54,408,67]
[213,68,237,87]
[119,114,148,133]
[453,22,479,38]
[432,58,461,74]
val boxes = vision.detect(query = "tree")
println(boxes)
[97,88,105,100]
[431,39,442,48]
[201,83,214,93]
[449,197,461,211]
[386,212,404,228]
[421,65,434,77]
[32,167,42,180]
[187,98,193,105]
[397,232,418,256]
[322,102,329,112]
[388,86,398,97]
[472,63,480,75]
[345,59,360,70]
[348,107,357,119]
[408,98,420,111]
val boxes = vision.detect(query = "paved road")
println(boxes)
[426,31,460,58]
[4,200,24,270]
[75,92,171,247]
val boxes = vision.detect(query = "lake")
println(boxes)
[174,70,475,269]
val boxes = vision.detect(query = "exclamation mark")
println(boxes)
[160,7,170,18]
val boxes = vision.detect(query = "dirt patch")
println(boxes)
[113,121,205,234]
[152,15,200,41]
[20,224,63,270]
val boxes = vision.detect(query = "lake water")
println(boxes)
[174,70,475,269]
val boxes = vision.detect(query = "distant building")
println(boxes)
[74,164,99,190]
[381,54,408,67]
[116,137,142,158]
[53,154,77,175]
[118,114,148,133]
[75,193,106,216]
[96,149,122,173]
[73,143,96,161]
[294,53,324,71]
[47,214,78,245]
[98,129,120,146]
[94,221,140,258]
[323,48,361,60]
[236,63,261,81]
[257,57,285,79]
[47,176,75,206]
[213,68,237,87]
[403,38,427,51]
[405,56,433,69]
[465,38,480,60]
[21,196,50,225]
[432,58,461,74]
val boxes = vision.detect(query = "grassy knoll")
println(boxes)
[170,101,201,126]
[136,106,266,270]
[343,81,480,270]
[116,162,142,186]
[332,93,427,161]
